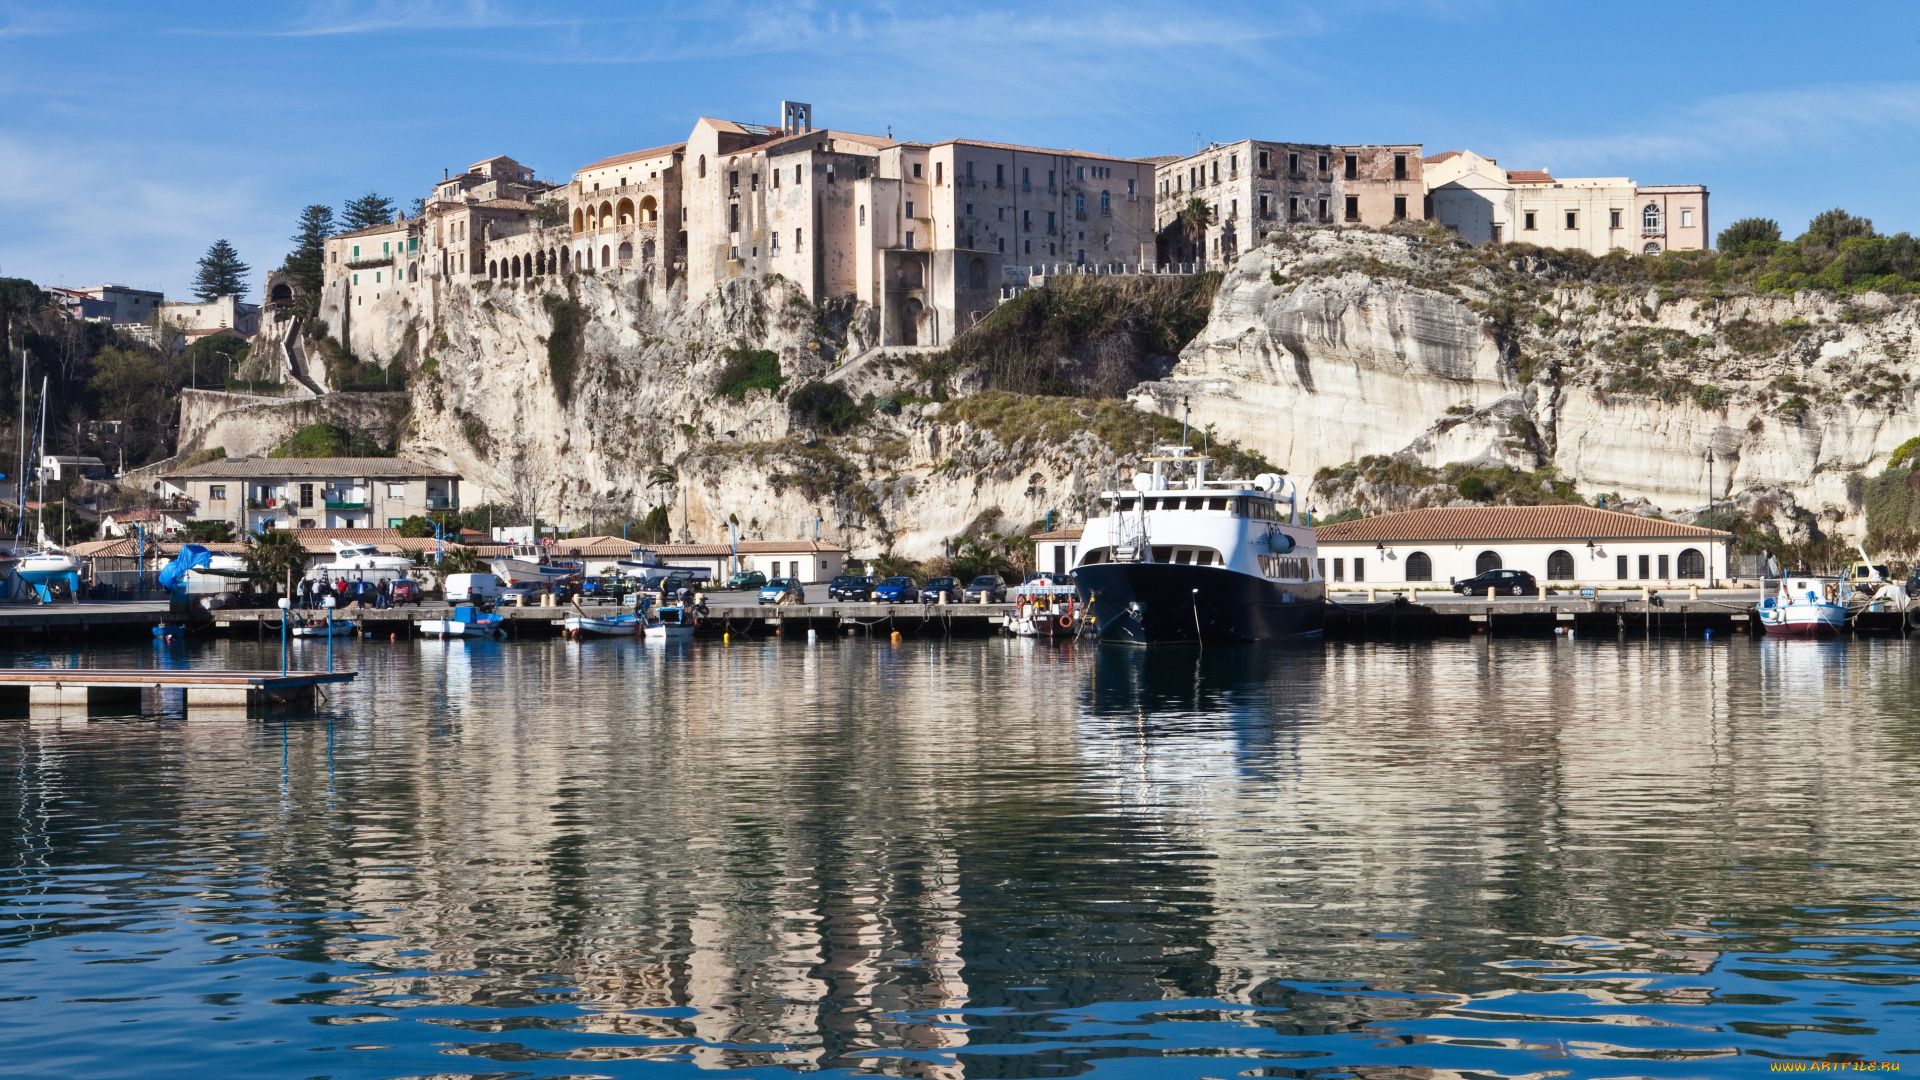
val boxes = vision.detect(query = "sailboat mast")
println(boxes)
[13,350,25,550]
[32,376,47,547]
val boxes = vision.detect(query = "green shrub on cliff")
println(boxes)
[542,294,585,405]
[715,347,783,399]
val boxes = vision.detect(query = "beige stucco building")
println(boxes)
[159,456,461,532]
[159,294,260,339]
[1424,150,1709,256]
[1153,140,1425,263]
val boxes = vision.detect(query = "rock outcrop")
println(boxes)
[1132,227,1920,539]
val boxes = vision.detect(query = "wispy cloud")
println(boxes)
[281,0,560,36]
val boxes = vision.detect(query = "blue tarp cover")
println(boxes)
[157,544,212,590]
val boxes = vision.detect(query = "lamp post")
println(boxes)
[1706,448,1716,587]
[277,597,290,676]
[324,594,336,673]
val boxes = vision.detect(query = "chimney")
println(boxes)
[444,168,450,180]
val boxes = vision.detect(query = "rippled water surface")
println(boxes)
[2,633,1918,1079]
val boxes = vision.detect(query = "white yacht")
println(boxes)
[1074,446,1324,644]
[315,539,414,578]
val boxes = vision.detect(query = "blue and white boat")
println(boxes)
[1757,574,1847,639]
[565,611,642,637]
[421,604,505,639]
[1074,445,1324,644]
[15,546,81,603]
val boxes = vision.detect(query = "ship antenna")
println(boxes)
[1180,396,1190,449]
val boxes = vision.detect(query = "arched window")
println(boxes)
[698,155,706,178]
[271,283,292,302]
[534,252,545,275]
[642,238,656,261]
[407,263,417,282]
[1642,202,1662,233]
[599,201,614,229]
[1075,192,1085,216]
[1101,189,1111,214]
[1476,550,1503,574]
[509,255,519,278]
[618,241,633,262]
[1546,549,1575,580]
[968,258,986,289]
[639,195,658,221]
[601,244,611,266]
[572,208,584,233]
[1405,552,1433,581]
[617,198,635,225]
[560,247,570,270]
[1643,242,1662,256]
[1677,548,1706,579]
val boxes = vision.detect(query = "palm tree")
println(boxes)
[1180,196,1211,262]
[244,528,308,596]
[647,463,685,542]
[949,537,1014,582]
[438,547,484,575]
[870,551,924,582]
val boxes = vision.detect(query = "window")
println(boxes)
[1317,153,1329,172]
[1565,210,1578,230]
[1610,209,1622,229]
[1316,558,1326,579]
[1258,150,1269,169]
[1476,550,1503,574]
[912,163,922,178]
[770,232,780,255]
[906,201,914,217]
[386,483,406,498]
[1344,154,1357,179]
[1317,197,1328,220]
[729,204,739,231]
[1393,195,1406,220]
[1405,552,1432,581]
[1021,166,1030,188]
[1260,194,1269,218]
[1644,242,1662,255]
[1638,554,1650,579]
[1211,161,1218,183]
[383,241,390,255]
[1680,208,1694,228]
[1047,210,1056,233]
[1344,195,1359,221]
[827,163,835,183]
[1547,550,1575,580]
[1127,178,1135,199]
[1333,558,1344,582]
[996,163,1005,188]
[698,155,705,178]
[209,485,227,501]
[1288,151,1299,173]
[935,162,942,184]
[1289,195,1299,219]
[389,518,404,529]
[966,161,974,182]
[1075,192,1084,217]
[796,165,804,185]
[772,169,780,189]
[905,231,914,248]
[300,484,314,508]
[1617,554,1628,579]
[795,228,803,252]
[1101,190,1111,215]
[352,244,360,259]
[1677,548,1706,579]
[1394,153,1407,180]
[1642,202,1662,233]
[1352,558,1364,582]
[751,172,760,191]
[1524,211,1537,230]
[352,273,359,285]
[1659,554,1671,579]
[859,205,866,225]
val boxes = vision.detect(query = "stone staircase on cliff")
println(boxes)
[280,316,326,397]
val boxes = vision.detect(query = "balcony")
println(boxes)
[426,496,460,511]
[324,501,366,511]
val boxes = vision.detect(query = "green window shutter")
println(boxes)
[352,274,358,285]
[353,245,359,258]
[375,271,381,283]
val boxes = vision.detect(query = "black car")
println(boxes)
[963,575,1006,603]
[1452,568,1538,596]
[828,574,875,602]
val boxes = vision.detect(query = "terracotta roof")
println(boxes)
[1031,528,1083,540]
[1136,154,1183,165]
[646,540,849,556]
[1423,150,1460,164]
[163,457,456,479]
[68,538,139,558]
[1505,170,1554,184]
[472,198,536,211]
[1315,506,1729,543]
[332,221,409,240]
[579,143,686,172]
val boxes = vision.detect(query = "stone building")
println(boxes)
[1153,140,1425,263]
[76,284,164,324]
[1423,150,1710,255]
[158,294,260,340]
[159,456,461,532]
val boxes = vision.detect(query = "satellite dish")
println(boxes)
[1253,473,1281,492]
[1132,473,1154,492]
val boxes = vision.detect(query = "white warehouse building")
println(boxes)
[1314,506,1735,589]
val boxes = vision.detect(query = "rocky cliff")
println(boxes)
[1131,227,1920,550]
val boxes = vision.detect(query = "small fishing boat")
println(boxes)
[491,543,583,586]
[1007,575,1079,638]
[15,547,81,602]
[292,617,358,638]
[421,604,504,639]
[1757,574,1848,639]
[565,610,642,637]
[643,604,697,641]
[152,622,188,640]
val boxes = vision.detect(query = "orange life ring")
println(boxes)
[1058,613,1073,628]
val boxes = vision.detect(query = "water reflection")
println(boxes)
[0,635,1916,1079]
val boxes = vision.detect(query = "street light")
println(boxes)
[277,597,290,676]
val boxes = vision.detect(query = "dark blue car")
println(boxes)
[871,576,919,603]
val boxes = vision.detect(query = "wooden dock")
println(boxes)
[0,668,356,716]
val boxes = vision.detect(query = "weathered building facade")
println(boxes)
[1423,150,1710,256]
[1153,140,1425,263]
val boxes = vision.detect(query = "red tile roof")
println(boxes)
[1316,506,1728,543]
[1505,169,1554,184]
[1422,150,1460,164]
[1031,528,1083,540]
[579,143,686,172]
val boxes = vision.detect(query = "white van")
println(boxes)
[445,573,508,602]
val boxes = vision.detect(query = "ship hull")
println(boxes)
[1758,603,1846,639]
[1076,563,1325,644]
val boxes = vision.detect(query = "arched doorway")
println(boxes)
[639,195,658,221]
[618,242,633,263]
[1677,548,1706,579]
[270,283,292,302]
[1546,549,1575,580]
[488,260,498,278]
[1405,552,1432,581]
[1475,550,1502,574]
[642,239,655,261]
[601,245,611,266]
[617,198,635,225]
[901,298,922,345]
[572,208,584,233]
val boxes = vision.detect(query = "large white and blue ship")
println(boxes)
[1073,446,1323,644]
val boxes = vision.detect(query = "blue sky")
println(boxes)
[3,0,1917,300]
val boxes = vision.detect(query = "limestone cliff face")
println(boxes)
[1132,228,1920,538]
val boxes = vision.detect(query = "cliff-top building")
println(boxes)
[1423,149,1709,256]
[1152,140,1426,263]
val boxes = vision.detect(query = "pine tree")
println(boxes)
[191,240,250,301]
[341,192,397,232]
[282,205,334,296]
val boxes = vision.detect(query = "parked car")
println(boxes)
[724,570,767,591]
[963,575,1006,603]
[871,576,919,603]
[445,572,509,603]
[921,576,960,603]
[389,578,423,605]
[827,574,873,602]
[758,577,805,605]
[500,583,542,606]
[1452,568,1538,596]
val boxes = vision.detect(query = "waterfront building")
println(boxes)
[158,457,462,533]
[1314,505,1735,588]
[1031,527,1084,577]
[1152,140,1425,264]
[1423,150,1709,255]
